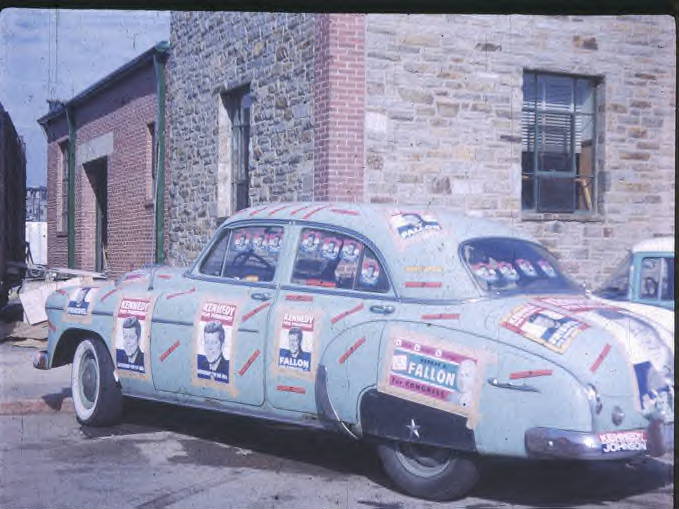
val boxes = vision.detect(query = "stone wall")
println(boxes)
[364,15,675,286]
[167,12,317,266]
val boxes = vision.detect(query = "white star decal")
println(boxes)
[406,418,421,439]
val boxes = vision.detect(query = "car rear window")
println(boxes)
[460,237,579,295]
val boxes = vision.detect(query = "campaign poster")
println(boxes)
[378,327,489,428]
[193,301,236,386]
[300,230,321,253]
[266,231,283,254]
[278,312,314,374]
[233,230,251,251]
[340,239,362,262]
[114,297,151,376]
[500,303,588,354]
[360,257,381,287]
[320,236,341,260]
[64,286,98,320]
[389,212,442,240]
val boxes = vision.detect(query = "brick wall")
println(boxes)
[313,14,365,201]
[44,65,158,277]
[364,14,675,286]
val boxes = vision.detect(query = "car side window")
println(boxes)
[640,257,661,299]
[221,226,284,282]
[199,230,230,276]
[291,228,389,293]
[660,257,674,301]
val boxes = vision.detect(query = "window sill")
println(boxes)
[520,212,604,223]
[56,231,68,238]
[144,199,155,209]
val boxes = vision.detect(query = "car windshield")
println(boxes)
[460,237,580,296]
[594,253,631,300]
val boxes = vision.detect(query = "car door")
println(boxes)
[266,224,394,414]
[150,223,286,406]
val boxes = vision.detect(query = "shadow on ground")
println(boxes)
[82,397,672,507]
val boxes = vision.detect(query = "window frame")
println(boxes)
[521,70,599,215]
[189,220,398,300]
[287,224,393,296]
[190,221,287,289]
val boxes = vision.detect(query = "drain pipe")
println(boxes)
[65,105,76,268]
[153,41,170,265]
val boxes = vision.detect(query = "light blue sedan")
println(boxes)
[35,203,674,500]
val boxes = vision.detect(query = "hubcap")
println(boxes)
[395,442,452,477]
[79,351,98,409]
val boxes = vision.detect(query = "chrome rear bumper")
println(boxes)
[525,421,672,460]
[33,350,49,370]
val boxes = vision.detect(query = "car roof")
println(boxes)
[226,201,535,244]
[632,236,674,254]
[224,202,538,301]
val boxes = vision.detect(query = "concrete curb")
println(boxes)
[0,397,75,416]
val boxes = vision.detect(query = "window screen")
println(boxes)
[522,72,597,213]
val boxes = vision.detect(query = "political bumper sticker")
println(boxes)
[501,303,588,353]
[278,313,314,373]
[599,430,647,453]
[390,212,441,240]
[194,301,236,385]
[65,287,97,317]
[114,297,151,376]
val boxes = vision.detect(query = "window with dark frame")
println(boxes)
[223,86,252,212]
[522,72,597,213]
[59,141,69,232]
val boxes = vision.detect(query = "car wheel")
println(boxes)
[71,338,123,426]
[376,440,479,500]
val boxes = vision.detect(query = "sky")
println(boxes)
[0,8,170,187]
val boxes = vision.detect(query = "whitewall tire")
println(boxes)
[71,338,123,426]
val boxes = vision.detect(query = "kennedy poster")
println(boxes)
[500,302,588,354]
[194,301,236,385]
[114,297,151,376]
[278,312,314,373]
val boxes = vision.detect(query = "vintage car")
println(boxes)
[34,203,674,500]
[593,236,674,350]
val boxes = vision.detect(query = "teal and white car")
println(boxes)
[35,203,674,500]
[594,236,674,351]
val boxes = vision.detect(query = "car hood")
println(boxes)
[464,293,673,400]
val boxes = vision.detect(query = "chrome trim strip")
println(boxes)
[92,310,114,317]
[152,317,194,327]
[184,272,278,289]
[487,377,540,393]
[279,284,396,302]
[237,328,258,333]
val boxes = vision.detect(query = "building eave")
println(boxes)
[37,41,170,127]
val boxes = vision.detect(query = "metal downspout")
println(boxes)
[65,106,76,268]
[153,42,169,265]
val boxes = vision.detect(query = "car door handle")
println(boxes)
[251,292,272,301]
[370,304,395,315]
